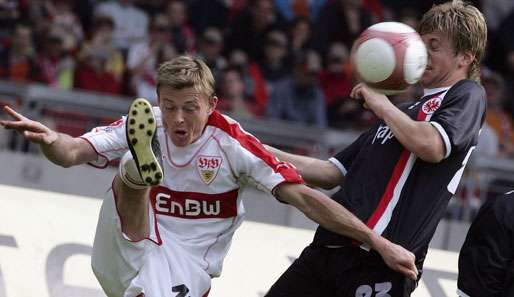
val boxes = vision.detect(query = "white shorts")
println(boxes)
[91,188,212,297]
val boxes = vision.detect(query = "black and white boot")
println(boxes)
[123,98,164,187]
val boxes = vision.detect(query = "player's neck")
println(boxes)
[423,72,467,90]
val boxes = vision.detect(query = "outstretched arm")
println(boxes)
[265,145,343,189]
[0,106,97,167]
[276,183,418,280]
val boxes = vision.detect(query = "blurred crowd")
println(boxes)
[1,0,514,150]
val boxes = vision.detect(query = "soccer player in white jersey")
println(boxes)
[1,55,417,297]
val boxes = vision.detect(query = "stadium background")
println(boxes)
[1,0,514,296]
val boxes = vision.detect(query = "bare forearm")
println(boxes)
[277,183,418,279]
[1,106,98,166]
[308,189,379,246]
[280,185,380,248]
[41,133,95,167]
[380,104,444,162]
[265,145,311,172]
[265,145,340,188]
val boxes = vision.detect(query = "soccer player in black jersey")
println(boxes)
[457,191,514,297]
[264,1,488,296]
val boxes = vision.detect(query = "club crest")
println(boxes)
[422,97,442,115]
[197,155,222,184]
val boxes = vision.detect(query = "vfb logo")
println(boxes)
[197,155,222,184]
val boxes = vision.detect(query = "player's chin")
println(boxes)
[171,134,190,147]
[419,72,432,87]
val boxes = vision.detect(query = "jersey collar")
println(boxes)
[423,86,452,97]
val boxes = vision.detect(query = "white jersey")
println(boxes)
[81,108,302,279]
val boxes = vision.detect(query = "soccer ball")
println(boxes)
[351,22,427,95]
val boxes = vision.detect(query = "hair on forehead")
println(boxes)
[157,55,215,97]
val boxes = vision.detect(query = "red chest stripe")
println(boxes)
[150,186,239,219]
[365,96,433,232]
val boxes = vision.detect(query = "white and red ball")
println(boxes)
[352,22,427,95]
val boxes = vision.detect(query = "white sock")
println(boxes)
[118,151,148,190]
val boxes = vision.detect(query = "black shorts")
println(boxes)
[265,245,417,297]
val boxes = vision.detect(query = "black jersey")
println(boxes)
[313,80,486,268]
[457,191,514,297]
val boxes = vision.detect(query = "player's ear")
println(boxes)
[459,50,475,68]
[208,95,218,115]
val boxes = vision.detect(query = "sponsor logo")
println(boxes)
[197,155,222,184]
[155,193,221,216]
[150,186,238,218]
[372,124,395,145]
[422,97,442,115]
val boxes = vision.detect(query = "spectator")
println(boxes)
[127,14,176,104]
[266,50,327,127]
[73,0,96,36]
[482,69,514,157]
[312,0,374,54]
[319,42,368,130]
[226,0,249,23]
[0,0,20,46]
[274,0,327,23]
[134,0,168,16]
[318,42,355,128]
[196,27,227,85]
[95,0,149,52]
[37,33,75,89]
[218,67,258,118]
[259,30,291,86]
[165,0,195,54]
[47,0,84,52]
[74,47,122,94]
[79,16,125,84]
[188,0,228,35]
[227,0,284,61]
[0,24,41,83]
[23,0,53,46]
[288,17,314,60]
[228,49,269,116]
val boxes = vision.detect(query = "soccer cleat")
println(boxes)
[126,98,163,186]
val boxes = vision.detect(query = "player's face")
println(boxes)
[158,86,217,147]
[420,32,470,88]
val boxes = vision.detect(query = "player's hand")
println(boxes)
[0,105,58,145]
[350,83,394,119]
[374,239,418,280]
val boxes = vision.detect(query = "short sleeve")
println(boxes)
[80,117,128,168]
[429,81,486,158]
[212,113,303,195]
[329,130,371,176]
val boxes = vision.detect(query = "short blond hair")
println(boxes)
[418,0,487,82]
[156,55,215,97]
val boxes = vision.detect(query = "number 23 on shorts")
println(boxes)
[355,282,392,297]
